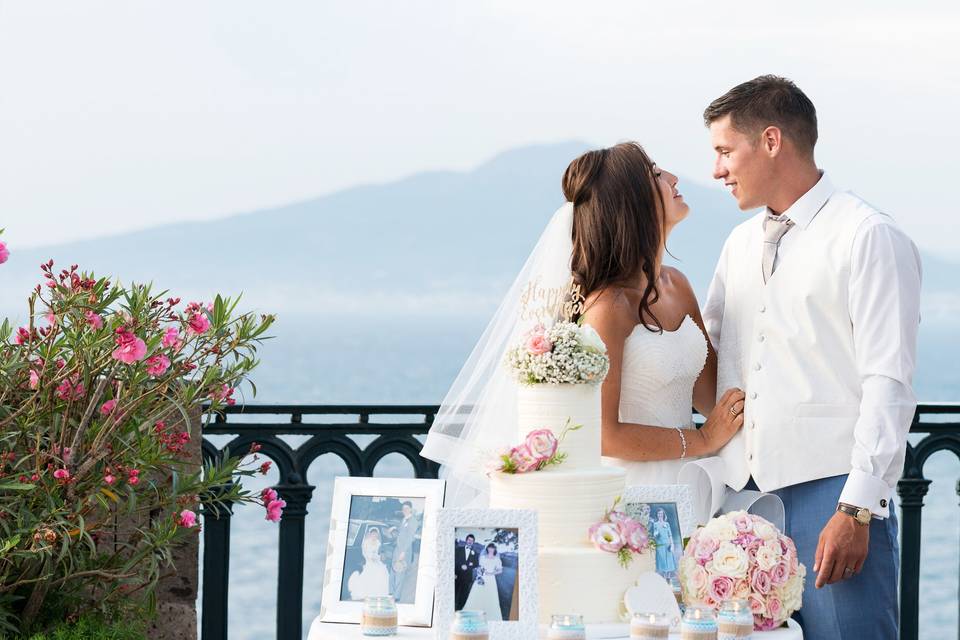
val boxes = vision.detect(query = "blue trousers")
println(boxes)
[748,475,900,640]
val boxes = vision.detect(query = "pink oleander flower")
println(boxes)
[211,383,236,406]
[56,375,85,401]
[178,510,198,528]
[104,474,115,485]
[0,241,8,264]
[53,468,70,483]
[508,444,541,473]
[162,326,183,349]
[523,428,558,460]
[44,312,56,327]
[84,310,104,330]
[259,461,272,475]
[589,521,625,553]
[261,487,278,503]
[111,327,147,364]
[28,370,39,389]
[14,327,30,345]
[187,311,211,335]
[128,469,140,485]
[265,498,286,523]
[146,354,171,377]
[100,399,117,416]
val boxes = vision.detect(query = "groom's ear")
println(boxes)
[761,125,783,157]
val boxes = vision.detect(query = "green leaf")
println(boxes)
[0,482,35,491]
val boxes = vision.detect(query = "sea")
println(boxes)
[199,312,959,640]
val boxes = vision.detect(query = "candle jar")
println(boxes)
[547,614,586,640]
[451,610,489,640]
[630,612,670,639]
[717,599,753,640]
[361,596,397,636]
[681,605,718,640]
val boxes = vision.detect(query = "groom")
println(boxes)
[701,75,921,639]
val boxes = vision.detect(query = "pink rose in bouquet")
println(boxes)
[525,324,553,355]
[680,511,806,631]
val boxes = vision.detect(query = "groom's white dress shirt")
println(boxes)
[703,173,922,518]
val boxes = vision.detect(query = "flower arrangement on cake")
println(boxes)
[490,418,583,474]
[504,321,609,385]
[679,511,806,631]
[589,497,652,568]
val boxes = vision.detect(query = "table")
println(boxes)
[308,618,804,639]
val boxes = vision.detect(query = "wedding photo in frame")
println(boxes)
[435,509,538,640]
[320,477,446,627]
[623,485,695,583]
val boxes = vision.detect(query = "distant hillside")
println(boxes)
[1,141,955,320]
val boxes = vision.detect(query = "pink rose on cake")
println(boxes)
[489,418,581,475]
[589,497,649,568]
[524,428,558,460]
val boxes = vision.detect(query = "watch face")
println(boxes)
[856,509,871,524]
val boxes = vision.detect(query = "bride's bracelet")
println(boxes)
[675,426,687,459]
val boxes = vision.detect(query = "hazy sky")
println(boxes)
[1,1,958,259]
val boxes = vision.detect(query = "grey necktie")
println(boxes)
[762,215,794,283]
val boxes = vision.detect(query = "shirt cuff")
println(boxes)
[839,469,892,518]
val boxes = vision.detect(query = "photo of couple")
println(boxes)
[340,495,424,604]
[627,502,683,583]
[453,528,520,622]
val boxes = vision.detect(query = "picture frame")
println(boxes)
[434,509,538,640]
[320,476,446,627]
[622,484,695,583]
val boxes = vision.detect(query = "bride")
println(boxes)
[462,543,505,621]
[422,142,745,504]
[347,528,390,601]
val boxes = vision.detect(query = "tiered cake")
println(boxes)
[488,382,654,623]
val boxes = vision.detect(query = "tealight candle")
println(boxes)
[451,610,489,640]
[630,612,670,639]
[361,596,397,636]
[681,605,718,640]
[548,613,586,640]
[718,599,753,640]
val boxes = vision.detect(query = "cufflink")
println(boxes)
[880,499,888,508]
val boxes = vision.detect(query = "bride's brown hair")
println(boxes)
[562,142,665,331]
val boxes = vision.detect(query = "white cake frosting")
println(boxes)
[489,383,654,624]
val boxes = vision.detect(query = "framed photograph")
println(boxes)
[435,509,538,640]
[320,476,446,627]
[622,485,695,584]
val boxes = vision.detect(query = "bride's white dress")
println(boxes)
[347,536,390,600]
[462,555,504,621]
[603,315,708,483]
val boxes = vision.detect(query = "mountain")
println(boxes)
[1,141,956,320]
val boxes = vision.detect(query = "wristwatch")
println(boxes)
[837,502,872,525]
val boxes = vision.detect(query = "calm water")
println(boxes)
[202,313,960,639]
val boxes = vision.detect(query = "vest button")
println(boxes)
[757,334,765,343]
[759,305,766,313]
[748,453,754,461]
[750,391,758,400]
[750,421,756,430]
[754,363,762,371]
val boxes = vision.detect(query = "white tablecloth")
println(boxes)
[308,618,804,639]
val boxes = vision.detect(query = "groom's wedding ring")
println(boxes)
[730,405,739,416]
[843,567,855,578]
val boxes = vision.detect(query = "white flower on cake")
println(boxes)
[505,322,610,385]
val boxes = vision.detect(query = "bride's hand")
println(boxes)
[699,388,746,453]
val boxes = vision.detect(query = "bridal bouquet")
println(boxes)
[589,497,651,568]
[679,511,806,631]
[490,418,582,474]
[504,321,609,385]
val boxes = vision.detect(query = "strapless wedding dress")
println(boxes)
[602,314,708,484]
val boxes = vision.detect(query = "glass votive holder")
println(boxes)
[361,596,397,636]
[681,605,718,640]
[548,613,586,640]
[451,610,489,640]
[718,599,753,640]
[630,611,670,639]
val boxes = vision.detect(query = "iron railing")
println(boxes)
[199,402,960,640]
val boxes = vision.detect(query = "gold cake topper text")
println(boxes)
[519,277,585,323]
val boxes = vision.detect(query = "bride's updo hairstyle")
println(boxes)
[562,142,665,332]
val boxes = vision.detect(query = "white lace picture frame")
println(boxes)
[434,509,538,640]
[622,484,696,540]
[319,476,446,627]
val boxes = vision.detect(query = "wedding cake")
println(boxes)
[489,382,655,624]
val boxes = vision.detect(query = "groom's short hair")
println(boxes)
[703,75,818,154]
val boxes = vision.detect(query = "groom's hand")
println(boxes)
[814,512,869,588]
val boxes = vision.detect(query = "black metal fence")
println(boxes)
[199,403,960,640]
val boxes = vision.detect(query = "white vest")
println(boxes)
[714,191,887,492]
